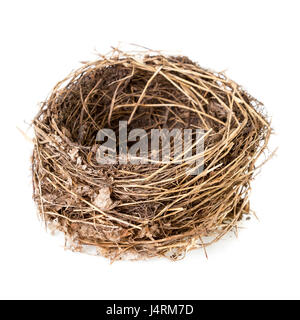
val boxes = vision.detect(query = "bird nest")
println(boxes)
[32,48,271,261]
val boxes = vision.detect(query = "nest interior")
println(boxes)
[32,49,271,260]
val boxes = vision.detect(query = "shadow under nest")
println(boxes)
[32,51,271,261]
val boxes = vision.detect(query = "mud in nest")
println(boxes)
[32,48,271,261]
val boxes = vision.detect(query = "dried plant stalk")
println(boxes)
[32,48,271,261]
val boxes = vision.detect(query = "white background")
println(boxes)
[0,0,299,300]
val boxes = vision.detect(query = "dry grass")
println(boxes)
[32,48,271,261]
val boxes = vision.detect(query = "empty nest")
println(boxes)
[32,48,271,261]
